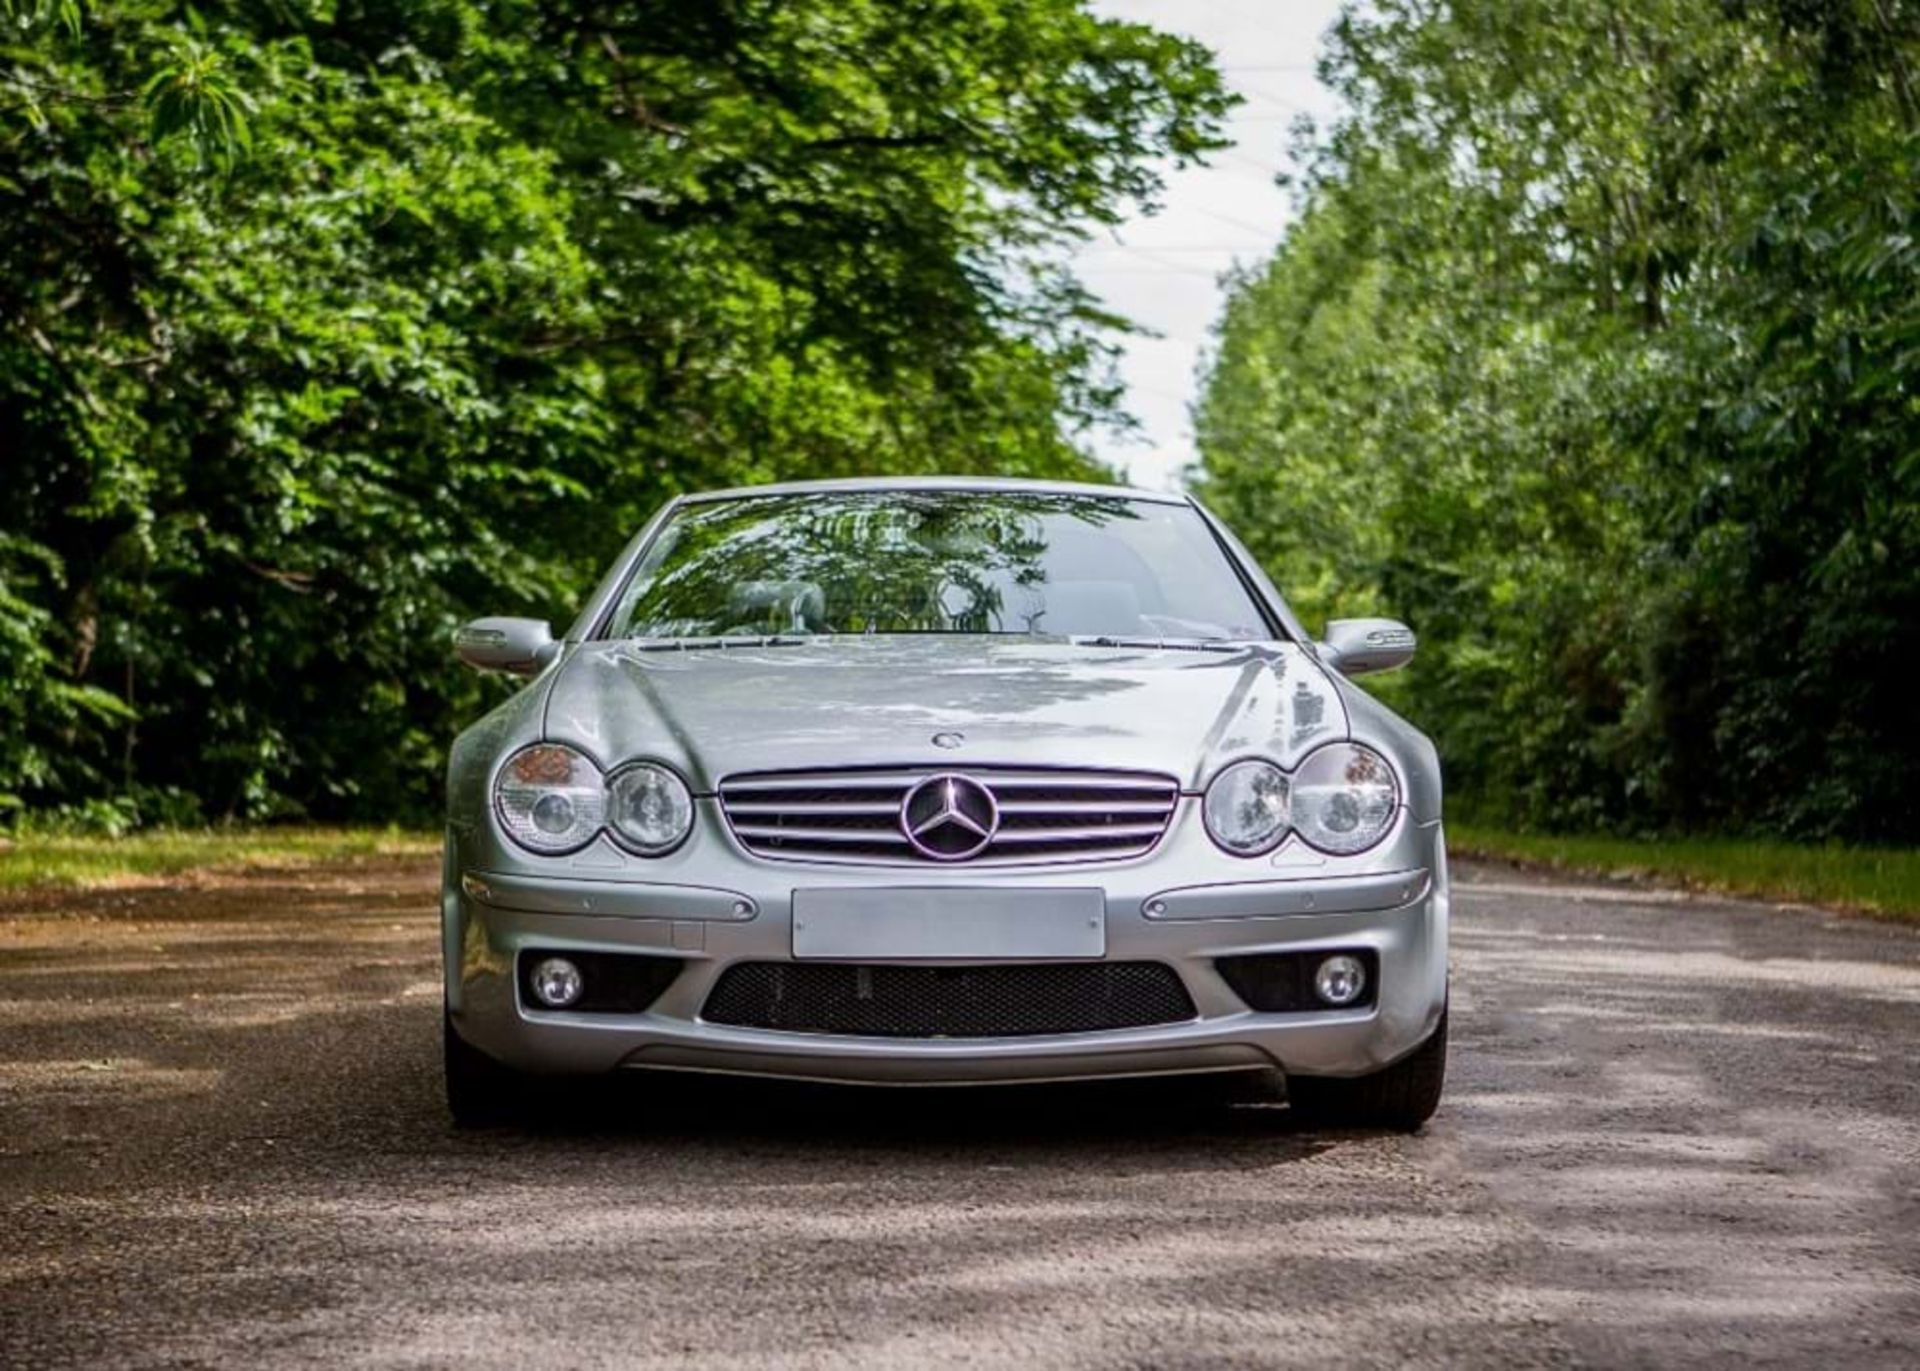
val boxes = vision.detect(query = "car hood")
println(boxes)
[541,637,1348,792]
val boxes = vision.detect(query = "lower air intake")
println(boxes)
[701,962,1196,1038]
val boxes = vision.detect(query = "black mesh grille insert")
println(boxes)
[701,962,1197,1038]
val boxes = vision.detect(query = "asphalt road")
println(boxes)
[1,858,1916,1369]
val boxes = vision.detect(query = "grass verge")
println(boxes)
[1450,824,1920,924]
[0,827,439,893]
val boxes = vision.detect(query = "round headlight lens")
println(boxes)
[606,763,694,855]
[494,744,605,854]
[1291,743,1399,855]
[1204,759,1292,856]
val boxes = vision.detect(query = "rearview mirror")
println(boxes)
[455,617,559,676]
[1320,618,1416,676]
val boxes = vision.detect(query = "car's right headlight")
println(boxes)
[1203,758,1292,855]
[494,743,605,854]
[1203,744,1402,857]
[606,762,694,855]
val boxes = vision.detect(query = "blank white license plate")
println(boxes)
[791,888,1106,960]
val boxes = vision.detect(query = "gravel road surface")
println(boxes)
[2,857,1916,1368]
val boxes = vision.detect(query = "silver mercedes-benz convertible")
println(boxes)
[442,477,1448,1128]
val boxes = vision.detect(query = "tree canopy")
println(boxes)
[1,0,1230,826]
[1196,0,1920,841]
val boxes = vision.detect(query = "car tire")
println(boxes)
[444,1008,522,1128]
[1285,1006,1448,1133]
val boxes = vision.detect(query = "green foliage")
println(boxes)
[142,22,253,165]
[2,0,82,41]
[1197,0,1920,842]
[0,1,1231,825]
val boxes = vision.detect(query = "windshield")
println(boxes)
[601,490,1270,641]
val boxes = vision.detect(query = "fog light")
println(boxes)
[529,957,584,1008]
[1313,954,1367,1007]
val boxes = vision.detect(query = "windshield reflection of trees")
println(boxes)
[613,493,1137,638]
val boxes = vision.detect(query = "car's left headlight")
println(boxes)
[1290,743,1400,854]
[606,762,694,855]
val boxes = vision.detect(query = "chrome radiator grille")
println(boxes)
[717,767,1180,865]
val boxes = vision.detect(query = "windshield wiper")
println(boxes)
[1069,635,1246,654]
[626,635,812,652]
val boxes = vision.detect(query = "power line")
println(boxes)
[1078,245,1268,253]
[1216,147,1285,177]
[1228,75,1314,110]
[1191,203,1283,237]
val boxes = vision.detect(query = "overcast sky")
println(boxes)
[1074,0,1346,490]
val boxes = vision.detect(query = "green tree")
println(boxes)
[1,0,1232,824]
[1197,0,1919,840]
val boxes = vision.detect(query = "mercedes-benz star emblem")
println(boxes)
[900,774,999,861]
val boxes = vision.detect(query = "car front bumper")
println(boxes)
[443,807,1449,1085]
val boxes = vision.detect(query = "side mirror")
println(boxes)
[455,617,559,676]
[1320,618,1416,676]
